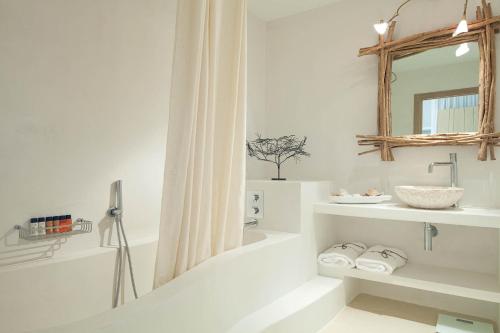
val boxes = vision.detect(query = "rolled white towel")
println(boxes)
[355,245,408,275]
[318,242,367,268]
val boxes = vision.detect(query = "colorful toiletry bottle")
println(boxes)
[65,215,73,232]
[53,216,61,234]
[59,215,68,233]
[59,215,66,233]
[29,218,39,236]
[60,215,72,233]
[38,217,46,236]
[46,216,53,234]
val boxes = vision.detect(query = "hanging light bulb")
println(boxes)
[453,0,469,56]
[453,18,469,37]
[453,0,469,37]
[373,0,411,35]
[374,21,389,35]
[456,43,470,57]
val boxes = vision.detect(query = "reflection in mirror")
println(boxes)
[391,43,480,136]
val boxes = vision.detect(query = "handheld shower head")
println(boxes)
[108,179,139,306]
[115,180,123,211]
[109,180,123,217]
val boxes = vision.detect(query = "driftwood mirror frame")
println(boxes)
[357,0,500,161]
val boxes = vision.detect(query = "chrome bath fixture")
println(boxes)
[428,153,459,207]
[244,218,258,228]
[424,223,438,251]
[428,153,458,188]
[109,180,138,308]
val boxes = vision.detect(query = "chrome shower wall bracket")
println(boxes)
[108,207,122,218]
[424,223,438,251]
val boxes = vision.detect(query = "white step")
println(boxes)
[228,276,345,333]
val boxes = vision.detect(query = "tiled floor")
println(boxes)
[318,294,495,333]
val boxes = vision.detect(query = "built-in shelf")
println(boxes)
[314,202,500,229]
[319,263,500,303]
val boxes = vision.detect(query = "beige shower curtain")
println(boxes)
[154,0,247,287]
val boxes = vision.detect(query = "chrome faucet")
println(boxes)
[428,153,459,206]
[428,153,458,188]
[244,218,258,228]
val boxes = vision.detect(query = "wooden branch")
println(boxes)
[393,34,480,59]
[359,16,500,56]
[357,132,500,156]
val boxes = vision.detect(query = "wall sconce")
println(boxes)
[374,0,471,57]
[454,0,470,57]
[453,0,469,37]
[373,0,411,35]
[453,19,469,37]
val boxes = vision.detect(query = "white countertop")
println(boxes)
[314,202,500,228]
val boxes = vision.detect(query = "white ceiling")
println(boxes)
[248,0,343,21]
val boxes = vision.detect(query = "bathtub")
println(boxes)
[0,181,332,333]
[0,181,331,333]
[0,235,158,333]
[1,227,309,333]
[242,228,268,245]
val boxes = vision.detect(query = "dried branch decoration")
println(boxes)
[247,134,311,180]
[358,0,500,161]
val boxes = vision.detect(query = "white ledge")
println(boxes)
[313,202,500,228]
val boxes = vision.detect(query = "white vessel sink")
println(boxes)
[395,186,464,209]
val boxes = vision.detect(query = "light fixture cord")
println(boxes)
[388,0,412,23]
[462,0,468,18]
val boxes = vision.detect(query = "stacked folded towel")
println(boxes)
[318,242,367,268]
[355,245,408,275]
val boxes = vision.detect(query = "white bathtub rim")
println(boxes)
[3,228,293,274]
[33,229,299,333]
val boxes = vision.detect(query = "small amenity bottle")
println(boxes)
[38,217,46,236]
[29,218,39,236]
[46,216,53,234]
[59,215,68,233]
[53,216,61,234]
[60,215,72,233]
[65,215,73,232]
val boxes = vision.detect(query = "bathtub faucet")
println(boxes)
[244,218,258,228]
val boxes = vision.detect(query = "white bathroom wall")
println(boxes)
[0,0,177,330]
[247,13,270,179]
[250,0,500,209]
[0,0,177,263]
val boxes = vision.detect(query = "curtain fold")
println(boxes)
[154,0,247,287]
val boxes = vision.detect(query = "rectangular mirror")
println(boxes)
[391,43,480,136]
[358,1,499,161]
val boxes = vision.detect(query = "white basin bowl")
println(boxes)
[394,186,464,209]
